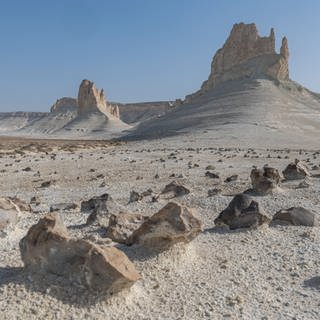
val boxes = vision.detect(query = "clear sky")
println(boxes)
[0,0,319,112]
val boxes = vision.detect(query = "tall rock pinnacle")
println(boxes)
[77,79,120,118]
[77,79,108,115]
[186,23,290,102]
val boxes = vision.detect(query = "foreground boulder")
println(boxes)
[127,202,203,247]
[283,159,310,180]
[19,214,140,293]
[106,213,147,244]
[214,194,270,229]
[250,166,281,195]
[272,207,319,226]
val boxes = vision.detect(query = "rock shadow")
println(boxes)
[0,266,119,307]
[203,226,256,234]
[118,242,182,262]
[303,276,320,290]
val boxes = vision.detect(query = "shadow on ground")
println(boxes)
[0,266,121,307]
[303,276,320,290]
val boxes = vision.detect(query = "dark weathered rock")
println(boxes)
[127,202,203,247]
[81,193,114,213]
[228,201,270,230]
[214,194,269,229]
[272,207,318,226]
[225,175,238,183]
[250,166,281,194]
[19,214,140,293]
[40,180,54,188]
[50,203,78,212]
[205,171,219,179]
[128,191,142,203]
[161,181,190,197]
[283,160,310,180]
[82,193,124,226]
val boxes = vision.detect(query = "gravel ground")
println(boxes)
[0,136,319,320]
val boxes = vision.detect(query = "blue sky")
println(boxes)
[0,0,319,111]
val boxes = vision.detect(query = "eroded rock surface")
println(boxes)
[272,207,318,226]
[185,22,290,102]
[0,197,20,231]
[127,202,203,247]
[106,212,147,244]
[214,194,270,229]
[283,159,310,180]
[250,166,281,194]
[50,97,78,113]
[77,79,120,119]
[160,181,190,198]
[19,214,140,293]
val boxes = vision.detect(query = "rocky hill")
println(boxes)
[0,80,129,138]
[124,23,320,148]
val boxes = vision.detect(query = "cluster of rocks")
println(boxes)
[17,190,202,294]
[214,159,318,230]
[2,157,318,297]
[214,193,318,230]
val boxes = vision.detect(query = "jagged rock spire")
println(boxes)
[280,36,289,59]
[185,22,290,102]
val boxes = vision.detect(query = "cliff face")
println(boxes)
[186,23,290,101]
[50,97,77,113]
[76,79,121,119]
[77,79,108,115]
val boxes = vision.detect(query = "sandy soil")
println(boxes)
[0,136,320,320]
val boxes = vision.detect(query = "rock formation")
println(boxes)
[160,181,190,198]
[77,79,120,119]
[106,212,147,244]
[283,159,310,180]
[272,207,318,226]
[214,194,270,229]
[108,103,120,118]
[250,166,281,195]
[81,193,124,226]
[78,79,108,115]
[186,22,290,102]
[19,214,140,293]
[127,202,203,247]
[50,97,78,113]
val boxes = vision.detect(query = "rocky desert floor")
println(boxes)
[0,135,320,320]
